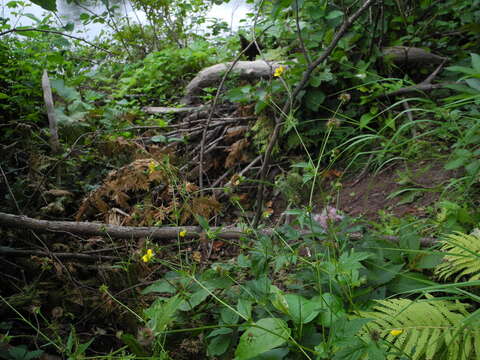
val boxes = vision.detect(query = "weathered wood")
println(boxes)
[42,70,60,154]
[0,211,436,246]
[181,60,284,105]
[382,46,448,65]
[143,105,208,114]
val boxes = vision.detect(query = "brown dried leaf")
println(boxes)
[225,139,249,168]
[225,125,249,139]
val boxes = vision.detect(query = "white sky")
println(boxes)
[1,0,251,39]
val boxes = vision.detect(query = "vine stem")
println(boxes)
[253,0,376,227]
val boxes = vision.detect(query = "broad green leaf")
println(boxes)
[141,280,176,294]
[29,0,57,12]
[145,294,182,333]
[326,10,343,19]
[208,334,232,356]
[466,78,480,92]
[471,53,480,73]
[254,348,289,359]
[304,89,325,111]
[359,113,374,129]
[178,288,210,311]
[415,253,444,269]
[314,293,344,327]
[207,328,233,338]
[284,294,321,324]
[237,298,253,320]
[445,157,467,170]
[221,307,239,325]
[235,318,290,360]
[50,79,81,102]
[446,65,478,76]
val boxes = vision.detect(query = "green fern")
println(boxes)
[434,231,480,282]
[359,298,480,360]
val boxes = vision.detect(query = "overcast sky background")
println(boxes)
[2,0,251,39]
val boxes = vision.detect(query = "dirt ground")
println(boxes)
[334,160,459,220]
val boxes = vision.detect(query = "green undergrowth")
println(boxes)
[2,0,480,359]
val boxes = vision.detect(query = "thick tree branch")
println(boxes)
[0,211,436,247]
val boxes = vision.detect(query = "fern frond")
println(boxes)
[434,231,480,282]
[359,298,478,360]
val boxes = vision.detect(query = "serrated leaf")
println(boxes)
[235,318,290,360]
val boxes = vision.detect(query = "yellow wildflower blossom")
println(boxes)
[273,65,285,77]
[390,329,403,336]
[142,248,154,263]
[179,229,187,238]
[148,161,156,174]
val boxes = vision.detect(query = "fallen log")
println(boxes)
[0,211,436,246]
[179,47,446,106]
[181,60,284,105]
[382,46,448,65]
[143,105,207,115]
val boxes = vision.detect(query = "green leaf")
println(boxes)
[120,333,148,356]
[388,272,436,293]
[471,53,480,73]
[235,318,290,360]
[466,78,480,92]
[304,89,325,111]
[178,288,210,311]
[208,334,232,356]
[314,293,344,327]
[29,0,57,12]
[415,253,444,269]
[445,157,467,170]
[221,307,239,325]
[141,280,177,294]
[50,79,81,102]
[326,10,343,19]
[237,298,253,320]
[272,292,321,324]
[254,348,289,359]
[359,113,374,129]
[145,294,182,333]
[465,160,480,175]
[207,328,233,338]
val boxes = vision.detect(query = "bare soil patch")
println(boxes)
[335,160,458,220]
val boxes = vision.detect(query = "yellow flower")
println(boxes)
[390,329,403,336]
[148,161,156,174]
[142,248,154,263]
[179,229,187,238]
[273,65,285,77]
